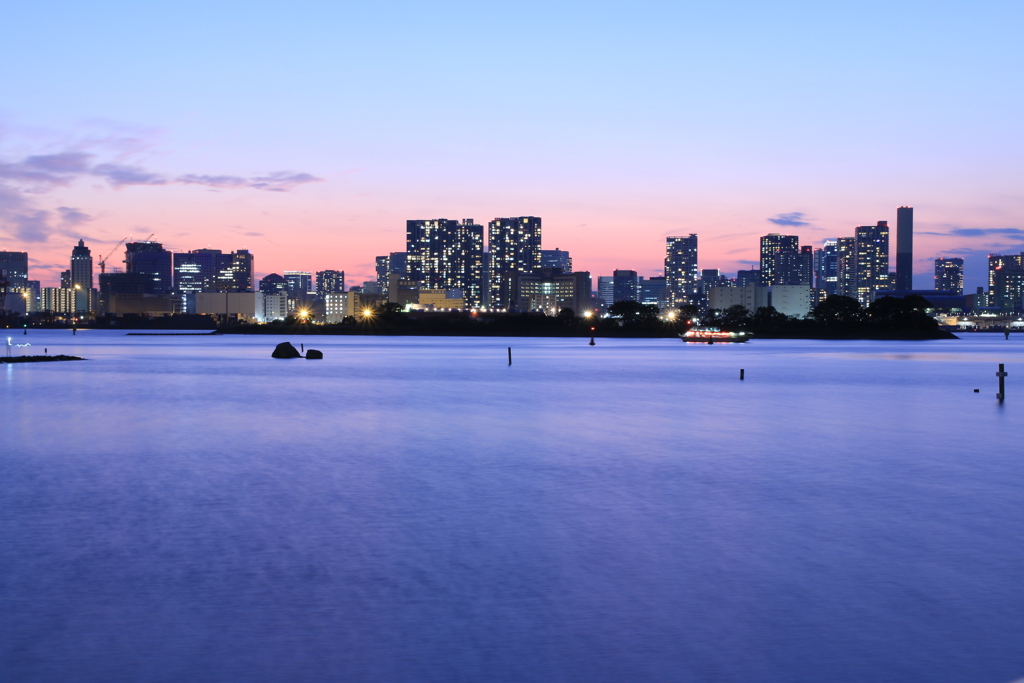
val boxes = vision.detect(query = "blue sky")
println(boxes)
[2,0,1022,289]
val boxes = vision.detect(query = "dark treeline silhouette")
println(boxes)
[224,295,954,339]
[706,295,954,339]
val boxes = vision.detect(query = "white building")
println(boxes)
[323,292,349,323]
[262,293,289,322]
[770,285,812,318]
[709,284,768,313]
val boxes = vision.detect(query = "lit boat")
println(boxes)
[680,326,752,343]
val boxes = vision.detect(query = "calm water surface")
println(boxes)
[2,331,1023,682]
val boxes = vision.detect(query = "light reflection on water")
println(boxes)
[2,331,1023,683]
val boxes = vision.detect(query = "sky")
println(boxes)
[2,0,1023,291]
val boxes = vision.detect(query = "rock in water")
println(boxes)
[272,341,301,359]
[305,349,323,359]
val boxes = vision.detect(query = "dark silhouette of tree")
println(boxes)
[676,304,700,321]
[374,301,404,316]
[867,295,938,333]
[811,295,864,327]
[715,305,752,331]
[751,306,792,333]
[608,300,659,321]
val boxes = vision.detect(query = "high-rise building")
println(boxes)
[284,271,314,296]
[487,217,541,310]
[699,269,728,294]
[665,234,698,307]
[934,258,964,293]
[759,234,802,286]
[125,241,173,294]
[597,276,614,307]
[815,240,839,296]
[316,270,345,297]
[736,269,760,288]
[27,281,41,312]
[639,276,667,306]
[259,273,287,295]
[174,249,221,301]
[41,287,76,314]
[224,250,254,293]
[405,219,484,307]
[173,248,253,312]
[835,237,857,300]
[988,252,1024,311]
[799,245,814,287]
[612,270,639,303]
[70,239,93,312]
[0,251,29,289]
[540,248,572,273]
[895,206,914,291]
[517,268,592,315]
[375,256,390,293]
[375,252,409,299]
[853,221,890,305]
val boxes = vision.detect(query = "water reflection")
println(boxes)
[1,332,1022,683]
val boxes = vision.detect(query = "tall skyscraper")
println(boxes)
[375,256,390,293]
[224,250,254,292]
[125,241,173,294]
[799,245,814,287]
[759,234,802,286]
[815,240,839,295]
[284,271,314,296]
[174,249,221,300]
[173,248,253,312]
[665,234,698,307]
[316,270,345,297]
[853,221,890,305]
[70,239,93,312]
[612,270,639,303]
[988,252,1024,310]
[0,251,29,288]
[934,258,964,293]
[487,216,541,310]
[835,237,857,299]
[597,276,614,307]
[895,206,914,291]
[407,219,484,307]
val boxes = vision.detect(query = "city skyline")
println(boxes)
[2,2,1022,292]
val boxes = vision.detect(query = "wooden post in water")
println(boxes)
[740,369,745,380]
[996,363,1007,401]
[508,347,512,366]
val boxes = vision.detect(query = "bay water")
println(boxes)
[2,331,1022,682]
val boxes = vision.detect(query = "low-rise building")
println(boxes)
[323,292,348,323]
[517,269,592,314]
[262,293,289,322]
[709,284,768,313]
[196,292,263,322]
[770,285,812,318]
[418,289,465,310]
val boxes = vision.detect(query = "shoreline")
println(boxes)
[1,355,86,363]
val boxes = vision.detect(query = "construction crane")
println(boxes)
[99,236,129,275]
[99,233,155,274]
